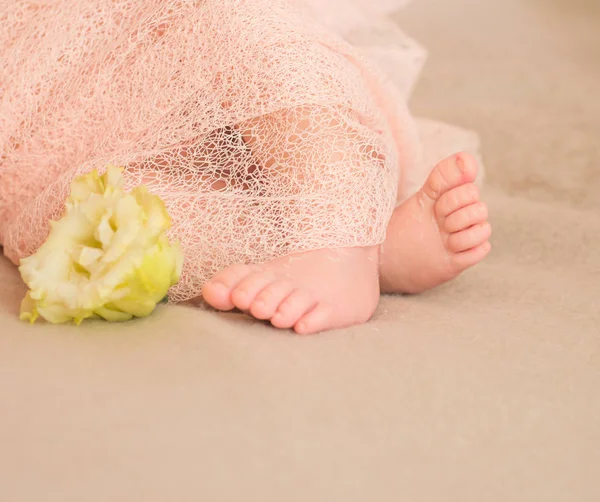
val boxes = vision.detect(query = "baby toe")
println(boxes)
[231,271,275,311]
[443,202,488,233]
[451,241,492,272]
[271,289,317,330]
[435,183,480,218]
[447,222,492,253]
[249,280,294,320]
[203,264,256,311]
[294,302,334,335]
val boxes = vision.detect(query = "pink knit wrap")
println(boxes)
[0,0,479,302]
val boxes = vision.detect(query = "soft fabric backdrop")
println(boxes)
[1,0,598,500]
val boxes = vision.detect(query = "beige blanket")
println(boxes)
[1,0,598,500]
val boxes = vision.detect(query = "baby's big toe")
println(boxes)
[423,152,478,202]
[203,264,255,311]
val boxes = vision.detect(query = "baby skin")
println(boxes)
[202,152,491,334]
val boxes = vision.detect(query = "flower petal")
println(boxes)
[19,291,40,324]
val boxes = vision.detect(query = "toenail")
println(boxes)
[296,322,306,333]
[456,155,465,172]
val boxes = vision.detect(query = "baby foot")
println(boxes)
[380,152,491,294]
[202,246,380,334]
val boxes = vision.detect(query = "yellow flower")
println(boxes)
[19,165,184,324]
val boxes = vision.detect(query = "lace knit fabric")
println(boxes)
[0,0,473,302]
